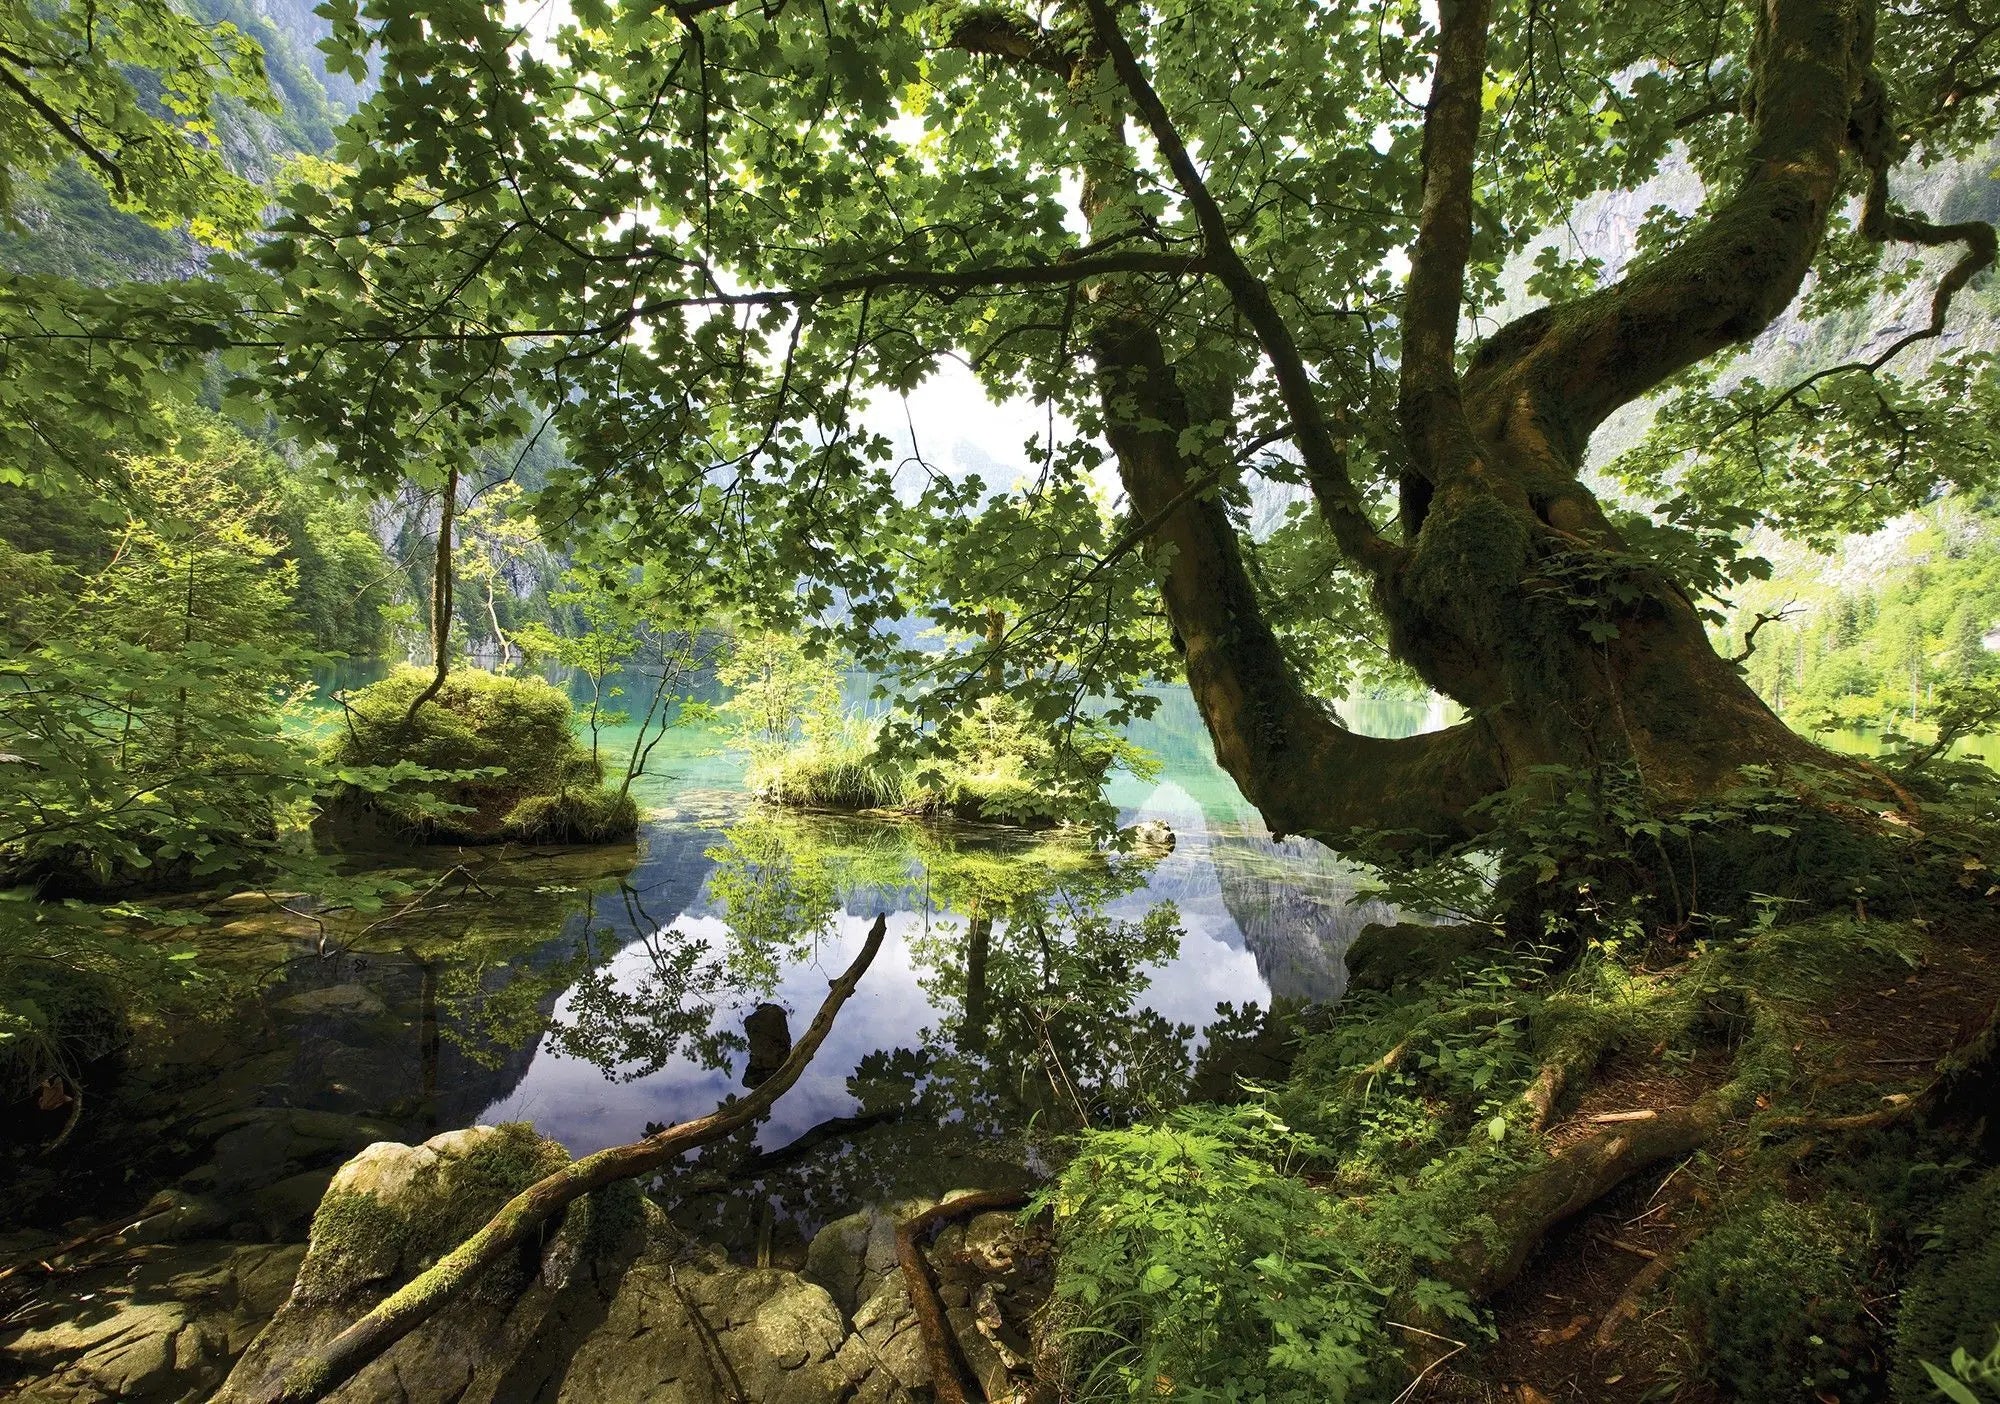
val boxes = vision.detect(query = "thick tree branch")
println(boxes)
[0,58,128,197]
[1464,0,1868,463]
[944,6,1073,75]
[1398,0,1492,480]
[231,916,889,1404]
[1850,69,1997,359]
[1078,0,1400,574]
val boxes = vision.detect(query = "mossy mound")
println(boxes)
[1893,1169,2000,1401]
[502,787,641,844]
[1672,1187,1884,1402]
[318,668,637,846]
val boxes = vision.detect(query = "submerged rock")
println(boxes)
[743,1003,793,1088]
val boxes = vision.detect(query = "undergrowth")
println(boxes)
[1042,761,2000,1401]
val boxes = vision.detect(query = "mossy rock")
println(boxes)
[293,1122,575,1304]
[501,787,640,844]
[1673,1187,1883,1403]
[318,668,627,846]
[1892,1170,2000,1402]
[1343,922,1493,992]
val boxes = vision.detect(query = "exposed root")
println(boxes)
[896,1188,1032,1404]
[1593,1214,1706,1349]
[1452,1095,1721,1299]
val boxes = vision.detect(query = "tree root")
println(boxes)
[1450,1095,1721,1300]
[232,915,889,1404]
[895,1188,1031,1404]
[1593,1214,1706,1349]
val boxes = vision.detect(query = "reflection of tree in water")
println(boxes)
[643,812,1239,1257]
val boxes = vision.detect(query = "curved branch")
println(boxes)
[1078,0,1400,575]
[234,915,889,1404]
[1464,0,1868,461]
[944,6,1073,75]
[1398,0,1492,480]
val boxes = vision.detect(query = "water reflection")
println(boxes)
[203,673,1420,1257]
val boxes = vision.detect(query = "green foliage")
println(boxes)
[1922,1334,2000,1404]
[1043,1102,1387,1403]
[0,955,126,1111]
[0,0,272,238]
[517,562,720,797]
[1672,1188,1884,1403]
[0,410,328,892]
[750,733,911,811]
[501,788,639,845]
[1722,498,2000,740]
[1895,1172,2000,1402]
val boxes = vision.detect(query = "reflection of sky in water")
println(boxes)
[478,790,1377,1157]
[464,682,1426,1157]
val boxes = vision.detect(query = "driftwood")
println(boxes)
[234,914,888,1404]
[895,1188,1032,1404]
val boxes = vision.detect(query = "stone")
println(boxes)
[1128,818,1176,852]
[1344,921,1493,992]
[0,1241,304,1404]
[273,984,389,1020]
[209,1130,929,1404]
[743,1003,792,1088]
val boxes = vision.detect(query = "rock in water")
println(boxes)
[213,1124,939,1404]
[744,1003,793,1088]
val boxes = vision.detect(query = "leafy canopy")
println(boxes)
[228,0,2000,734]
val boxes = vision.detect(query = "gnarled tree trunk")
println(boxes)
[1043,0,1976,855]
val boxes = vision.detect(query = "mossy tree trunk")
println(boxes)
[961,0,1991,859]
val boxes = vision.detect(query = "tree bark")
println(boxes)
[1068,0,1927,849]
[401,464,459,730]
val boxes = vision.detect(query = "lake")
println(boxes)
[100,671,1425,1254]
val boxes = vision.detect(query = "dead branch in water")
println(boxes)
[233,914,889,1404]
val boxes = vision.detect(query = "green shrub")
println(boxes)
[1674,1187,1882,1403]
[1043,1103,1389,1403]
[747,740,908,810]
[321,668,616,844]
[1894,1171,2000,1402]
[0,961,127,1113]
[502,787,639,844]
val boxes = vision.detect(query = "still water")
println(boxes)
[201,670,1432,1249]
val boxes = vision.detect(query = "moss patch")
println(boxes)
[1672,1187,1884,1403]
[319,668,634,846]
[1894,1170,2000,1402]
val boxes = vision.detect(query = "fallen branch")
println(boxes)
[1595,1215,1707,1349]
[895,1188,1032,1404]
[235,914,889,1404]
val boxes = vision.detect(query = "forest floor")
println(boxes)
[1423,908,2000,1403]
